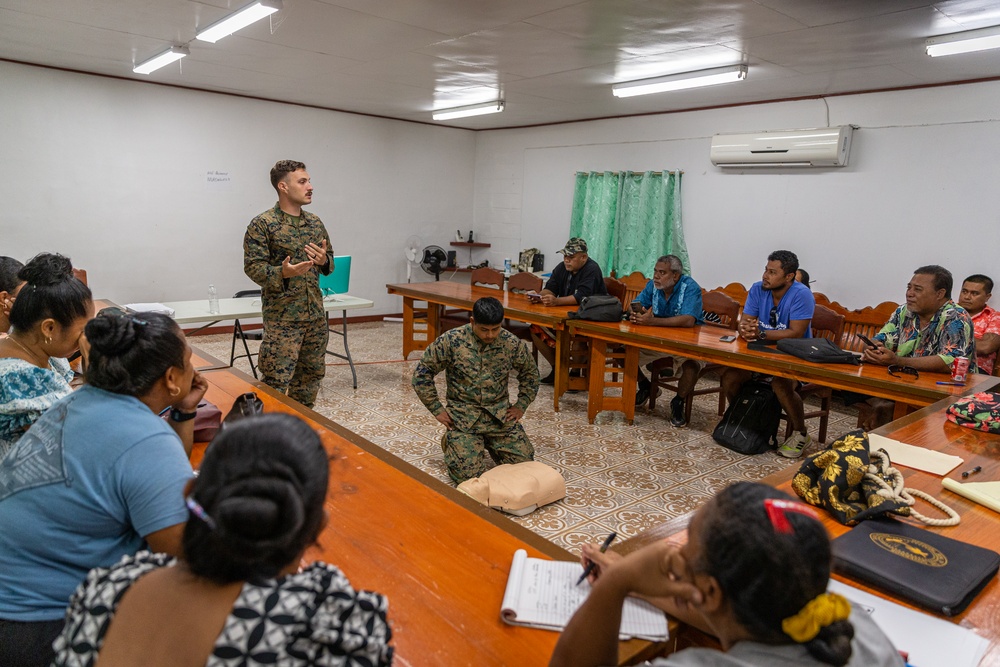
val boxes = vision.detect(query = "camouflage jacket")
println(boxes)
[243,203,334,322]
[412,325,539,431]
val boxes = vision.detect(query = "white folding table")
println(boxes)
[154,295,374,389]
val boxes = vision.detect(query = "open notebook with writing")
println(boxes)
[499,549,668,641]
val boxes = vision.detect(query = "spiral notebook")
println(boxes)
[499,549,668,641]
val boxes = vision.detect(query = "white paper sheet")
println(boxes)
[829,580,989,667]
[868,433,964,476]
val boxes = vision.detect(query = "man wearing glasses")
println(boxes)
[860,265,976,428]
[720,250,815,458]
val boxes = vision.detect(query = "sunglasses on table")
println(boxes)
[887,365,919,379]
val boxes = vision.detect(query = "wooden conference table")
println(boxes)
[570,318,997,425]
[617,379,1000,665]
[194,360,669,666]
[157,295,374,389]
[386,281,577,410]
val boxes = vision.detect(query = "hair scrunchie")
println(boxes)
[781,592,851,643]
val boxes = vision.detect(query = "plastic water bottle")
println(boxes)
[504,258,512,277]
[208,284,220,314]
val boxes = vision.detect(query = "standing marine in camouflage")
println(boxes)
[243,160,334,408]
[412,297,540,484]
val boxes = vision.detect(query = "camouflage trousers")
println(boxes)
[441,410,534,484]
[258,317,329,408]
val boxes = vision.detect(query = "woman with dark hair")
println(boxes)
[0,253,91,453]
[0,309,206,667]
[52,414,394,667]
[797,269,812,289]
[0,255,25,334]
[551,482,902,667]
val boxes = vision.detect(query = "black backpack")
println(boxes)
[567,295,623,322]
[712,381,782,455]
[776,337,860,365]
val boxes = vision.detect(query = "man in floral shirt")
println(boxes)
[860,265,976,429]
[959,274,1000,375]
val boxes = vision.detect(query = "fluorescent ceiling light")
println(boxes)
[432,100,505,121]
[133,46,189,75]
[926,25,1000,57]
[196,0,282,44]
[612,65,748,98]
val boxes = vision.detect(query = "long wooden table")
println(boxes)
[570,319,997,425]
[195,360,669,665]
[615,378,1000,665]
[386,281,577,410]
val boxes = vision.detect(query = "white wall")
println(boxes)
[1,61,476,315]
[474,82,1000,309]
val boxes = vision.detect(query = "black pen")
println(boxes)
[577,531,617,586]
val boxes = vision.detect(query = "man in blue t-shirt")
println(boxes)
[629,255,704,427]
[720,250,816,458]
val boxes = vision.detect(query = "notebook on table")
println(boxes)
[499,549,668,641]
[832,518,1000,616]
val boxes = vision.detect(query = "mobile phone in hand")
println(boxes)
[857,333,878,349]
[527,292,542,303]
[629,301,644,314]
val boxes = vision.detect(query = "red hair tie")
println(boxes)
[764,498,820,534]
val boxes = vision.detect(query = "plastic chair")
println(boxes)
[230,289,262,378]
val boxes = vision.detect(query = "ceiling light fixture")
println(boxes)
[133,46,190,75]
[432,100,505,121]
[196,0,283,44]
[925,25,1000,57]
[612,64,748,98]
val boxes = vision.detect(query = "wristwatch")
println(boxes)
[170,408,198,422]
[758,329,767,341]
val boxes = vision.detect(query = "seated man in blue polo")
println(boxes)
[630,255,704,427]
[720,250,815,458]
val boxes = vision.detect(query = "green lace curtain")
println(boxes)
[568,170,687,277]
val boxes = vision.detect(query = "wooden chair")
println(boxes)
[72,268,88,286]
[620,271,647,306]
[778,303,846,444]
[230,289,263,378]
[604,276,626,304]
[714,282,749,307]
[508,271,542,294]
[648,290,740,422]
[440,267,505,331]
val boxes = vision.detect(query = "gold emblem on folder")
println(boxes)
[869,532,948,567]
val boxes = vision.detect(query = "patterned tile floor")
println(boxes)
[192,322,861,552]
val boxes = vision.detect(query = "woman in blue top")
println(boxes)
[0,309,207,667]
[0,253,91,455]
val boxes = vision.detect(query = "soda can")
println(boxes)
[951,356,970,383]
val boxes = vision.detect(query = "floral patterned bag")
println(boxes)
[946,391,1000,434]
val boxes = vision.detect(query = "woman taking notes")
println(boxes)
[551,482,903,667]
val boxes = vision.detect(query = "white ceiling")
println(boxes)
[3,0,1000,129]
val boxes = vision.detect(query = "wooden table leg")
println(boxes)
[401,297,440,360]
[586,341,639,425]
[554,329,569,411]
[892,401,915,420]
[588,340,608,423]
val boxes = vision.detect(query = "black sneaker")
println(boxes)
[635,382,650,406]
[670,395,687,427]
[539,370,555,385]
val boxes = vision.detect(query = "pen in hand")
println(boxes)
[577,531,617,586]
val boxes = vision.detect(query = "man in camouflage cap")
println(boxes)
[412,297,540,484]
[243,160,334,408]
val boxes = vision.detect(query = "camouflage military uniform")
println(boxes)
[412,324,540,483]
[243,203,334,408]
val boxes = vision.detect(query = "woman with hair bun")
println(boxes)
[551,482,903,667]
[0,309,206,667]
[0,255,25,334]
[52,413,394,667]
[0,253,92,454]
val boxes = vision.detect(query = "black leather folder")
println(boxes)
[832,518,1000,616]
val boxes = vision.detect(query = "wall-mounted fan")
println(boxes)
[420,245,447,281]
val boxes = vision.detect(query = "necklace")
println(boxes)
[6,334,49,367]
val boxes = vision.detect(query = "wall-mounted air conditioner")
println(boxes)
[710,126,854,168]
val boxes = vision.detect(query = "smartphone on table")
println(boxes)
[719,334,737,343]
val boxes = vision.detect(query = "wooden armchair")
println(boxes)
[604,276,626,305]
[621,271,647,306]
[508,271,543,294]
[440,267,505,332]
[648,290,740,423]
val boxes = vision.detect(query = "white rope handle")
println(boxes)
[865,449,961,527]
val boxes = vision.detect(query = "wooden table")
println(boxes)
[570,319,998,424]
[195,360,668,666]
[616,379,1000,665]
[386,281,577,410]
